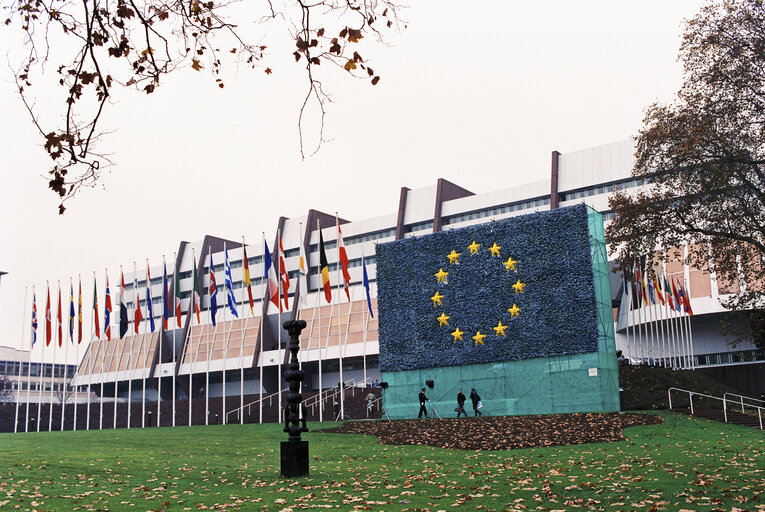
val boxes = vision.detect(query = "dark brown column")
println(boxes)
[395,187,410,240]
[550,150,561,209]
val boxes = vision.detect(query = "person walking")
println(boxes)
[418,388,429,418]
[456,390,467,417]
[469,388,482,417]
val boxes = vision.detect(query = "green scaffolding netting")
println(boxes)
[380,208,619,418]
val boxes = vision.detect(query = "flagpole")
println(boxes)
[37,281,47,432]
[316,219,324,422]
[205,247,212,426]
[189,248,198,427]
[260,234,266,424]
[635,270,646,365]
[142,260,150,428]
[127,263,137,429]
[25,286,35,432]
[86,272,95,429]
[14,286,28,433]
[114,268,122,429]
[73,276,80,431]
[222,244,228,426]
[49,280,59,432]
[334,214,344,420]
[99,269,108,429]
[276,231,283,422]
[667,273,680,369]
[684,277,695,369]
[159,257,166,428]
[239,237,247,425]
[172,253,178,428]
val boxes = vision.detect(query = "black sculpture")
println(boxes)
[281,319,309,477]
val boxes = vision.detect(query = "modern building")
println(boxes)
[0,345,79,404]
[61,139,763,412]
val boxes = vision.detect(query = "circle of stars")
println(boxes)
[430,239,524,347]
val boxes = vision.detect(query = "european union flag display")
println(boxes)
[376,204,600,372]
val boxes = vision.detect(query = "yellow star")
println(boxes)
[489,242,501,257]
[513,279,526,294]
[508,303,521,317]
[447,249,461,264]
[468,240,481,254]
[451,327,464,341]
[430,291,444,306]
[493,321,508,337]
[437,312,451,327]
[473,331,487,346]
[504,256,517,271]
[435,268,448,283]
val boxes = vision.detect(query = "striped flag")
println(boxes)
[93,276,100,339]
[263,240,280,309]
[174,257,182,327]
[242,244,254,315]
[31,291,38,345]
[77,278,83,342]
[192,253,201,324]
[671,277,683,312]
[209,251,219,326]
[337,223,351,301]
[69,282,75,342]
[298,237,309,307]
[319,228,331,304]
[45,285,52,346]
[663,274,675,310]
[146,263,156,333]
[224,244,239,318]
[57,285,63,347]
[119,270,128,339]
[652,275,665,305]
[104,276,112,339]
[278,233,290,310]
[162,260,170,330]
[133,273,143,335]
[678,279,694,316]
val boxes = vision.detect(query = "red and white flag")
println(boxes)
[278,233,290,310]
[338,223,351,300]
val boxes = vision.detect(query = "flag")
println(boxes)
[647,274,656,304]
[263,240,280,309]
[119,270,128,339]
[31,291,38,346]
[45,285,52,346]
[278,233,290,310]
[209,251,218,326]
[174,257,182,327]
[242,244,254,315]
[298,238,309,307]
[146,263,156,333]
[133,273,143,335]
[634,268,644,306]
[224,244,239,318]
[362,255,374,318]
[69,282,75,342]
[641,269,649,305]
[679,279,694,316]
[192,254,201,324]
[319,229,332,303]
[93,277,100,339]
[57,285,63,347]
[671,277,683,312]
[652,275,665,305]
[162,260,170,330]
[77,278,83,342]
[337,223,351,301]
[662,275,675,310]
[104,276,112,339]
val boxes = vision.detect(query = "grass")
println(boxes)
[0,412,762,511]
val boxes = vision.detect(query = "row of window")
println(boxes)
[0,361,77,378]
[559,177,647,202]
[443,196,551,225]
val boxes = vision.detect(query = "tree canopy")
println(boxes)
[607,0,765,319]
[3,0,403,212]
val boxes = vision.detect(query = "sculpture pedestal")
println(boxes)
[280,441,309,477]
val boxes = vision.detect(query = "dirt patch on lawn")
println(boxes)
[320,412,662,451]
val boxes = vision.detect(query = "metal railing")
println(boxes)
[225,389,287,422]
[668,387,764,430]
[723,392,765,413]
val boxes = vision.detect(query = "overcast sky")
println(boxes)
[0,0,707,361]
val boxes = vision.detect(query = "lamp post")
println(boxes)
[280,319,309,477]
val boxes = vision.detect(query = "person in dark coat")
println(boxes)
[418,388,429,418]
[469,388,482,416]
[456,390,467,417]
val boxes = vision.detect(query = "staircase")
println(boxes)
[668,388,764,430]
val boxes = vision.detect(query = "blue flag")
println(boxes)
[224,245,238,318]
[362,256,374,318]
[209,252,218,326]
[69,283,75,342]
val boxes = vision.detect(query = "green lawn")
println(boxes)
[0,412,762,511]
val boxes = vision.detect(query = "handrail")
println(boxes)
[225,389,286,421]
[668,387,764,430]
[723,392,765,413]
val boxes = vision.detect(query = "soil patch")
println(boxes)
[321,412,662,451]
